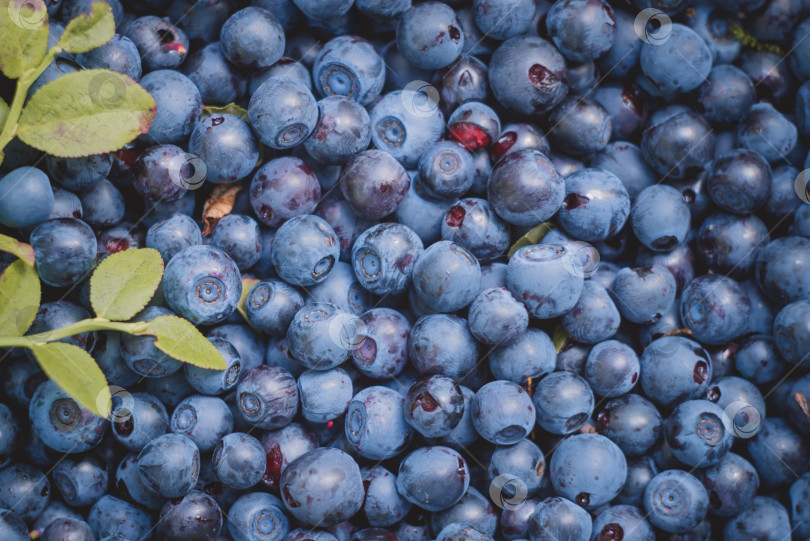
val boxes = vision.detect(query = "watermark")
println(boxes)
[489,474,528,511]
[169,152,207,191]
[328,312,368,351]
[634,8,673,45]
[97,385,135,423]
[8,0,46,29]
[89,71,128,109]
[795,169,810,204]
[721,400,762,439]
[561,241,600,279]
[400,81,440,118]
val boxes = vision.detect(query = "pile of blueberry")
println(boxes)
[2,0,810,538]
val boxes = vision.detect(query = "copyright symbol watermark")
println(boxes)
[89,71,127,109]
[400,81,440,118]
[489,474,528,511]
[561,241,600,279]
[328,312,368,351]
[721,400,762,439]
[634,8,672,45]
[97,385,135,423]
[169,153,207,191]
[7,0,46,29]
[795,169,810,204]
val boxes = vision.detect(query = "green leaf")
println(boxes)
[552,324,569,353]
[143,315,226,370]
[0,259,40,336]
[0,96,9,128]
[507,222,555,259]
[0,0,49,80]
[58,2,114,54]
[0,233,35,265]
[17,69,156,158]
[30,342,111,417]
[236,276,259,329]
[90,248,163,321]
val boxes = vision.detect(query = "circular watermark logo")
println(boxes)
[562,241,600,279]
[89,71,128,109]
[170,153,207,191]
[328,312,368,351]
[489,474,528,511]
[634,8,673,45]
[97,385,135,423]
[400,81,441,118]
[721,400,762,439]
[8,0,46,29]
[795,169,810,204]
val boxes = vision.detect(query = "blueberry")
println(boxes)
[287,303,359,370]
[220,7,285,69]
[707,149,772,214]
[441,198,510,260]
[664,399,733,468]
[345,386,412,460]
[468,288,528,345]
[30,218,97,288]
[249,77,318,149]
[491,123,550,162]
[734,334,785,385]
[473,0,533,39]
[132,144,197,202]
[158,490,223,540]
[0,167,54,229]
[396,446,469,511]
[546,0,615,62]
[590,505,654,541]
[723,496,791,540]
[404,375,465,438]
[507,244,584,319]
[697,65,756,126]
[313,36,385,105]
[738,102,798,162]
[592,84,649,141]
[280,448,364,525]
[532,371,594,435]
[698,452,759,516]
[527,497,592,541]
[775,300,810,364]
[610,265,676,324]
[644,470,708,533]
[0,464,50,521]
[211,214,261,271]
[271,215,340,286]
[584,339,640,397]
[548,98,613,157]
[41,518,95,541]
[189,114,259,184]
[139,70,201,144]
[412,241,481,312]
[362,465,412,527]
[369,92,446,169]
[596,393,662,457]
[78,33,142,80]
[630,185,691,252]
[246,279,304,336]
[181,43,247,105]
[431,487,497,537]
[250,156,321,228]
[27,301,96,355]
[558,168,629,242]
[88,495,151,540]
[396,2,463,69]
[792,474,810,539]
[487,150,564,226]
[550,433,627,509]
[120,306,183,377]
[351,222,424,295]
[30,380,107,453]
[210,433,266,490]
[351,308,410,379]
[489,328,556,385]
[236,366,298,430]
[471,380,534,444]
[640,24,711,95]
[305,96,373,165]
[747,417,810,487]
[680,274,750,344]
[561,281,621,345]
[756,236,810,304]
[137,433,200,498]
[146,213,203,263]
[171,395,234,452]
[416,141,475,200]
[115,453,165,511]
[489,36,568,116]
[111,392,169,451]
[640,336,712,409]
[640,107,715,180]
[48,188,83,220]
[298,368,353,423]
[227,492,290,541]
[260,423,319,489]
[308,261,374,314]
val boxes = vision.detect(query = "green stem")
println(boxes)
[0,317,149,349]
[0,46,60,161]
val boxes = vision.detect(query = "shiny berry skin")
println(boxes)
[227,492,290,541]
[345,386,413,460]
[286,302,358,370]
[245,279,304,336]
[447,101,500,150]
[738,102,798,162]
[170,395,233,453]
[236,366,298,430]
[664,399,733,468]
[596,393,662,457]
[138,70,201,145]
[680,274,750,345]
[561,281,621,345]
[249,77,318,149]
[259,423,318,490]
[29,380,107,454]
[250,156,321,228]
[30,217,97,288]
[313,36,385,106]
[546,0,615,62]
[631,184,691,252]
[473,0,534,40]
[756,236,810,304]
[707,149,772,214]
[212,432,265,490]
[639,336,712,409]
[181,42,247,106]
[550,433,627,509]
[408,314,478,379]
[640,107,715,181]
[0,167,54,229]
[146,213,203,264]
[340,150,411,220]
[137,433,200,498]
[397,446,469,511]
[211,214,261,271]
[298,367,352,423]
[507,244,584,319]
[0,464,50,522]
[110,391,169,452]
[488,36,568,116]
[363,465,412,527]
[528,496,592,541]
[488,328,556,385]
[412,241,481,312]
[610,265,677,324]
[404,375,465,438]
[351,222,424,295]
[487,150,564,226]
[132,144,194,203]
[305,96,373,165]
[219,7,284,69]
[491,123,550,162]
[369,92,446,169]
[584,339,640,397]
[697,65,756,126]
[351,308,410,379]
[467,288,528,345]
[157,490,223,540]
[188,114,259,184]
[532,371,594,435]
[774,300,810,364]
[698,452,759,516]
[271,215,339,286]
[125,15,187,70]
[417,141,475,200]
[591,505,654,541]
[558,168,629,242]
[441,198,509,261]
[644,470,708,533]
[548,97,613,156]
[471,380,534,444]
[640,24,711,95]
[280,448,364,526]
[396,2,464,70]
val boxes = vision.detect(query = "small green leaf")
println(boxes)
[201,103,249,122]
[0,96,9,128]
[143,315,226,370]
[0,259,40,336]
[0,0,49,80]
[236,276,259,329]
[30,342,111,417]
[58,2,114,54]
[0,233,35,265]
[507,222,555,259]
[17,69,156,158]
[90,248,163,321]
[552,324,569,353]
